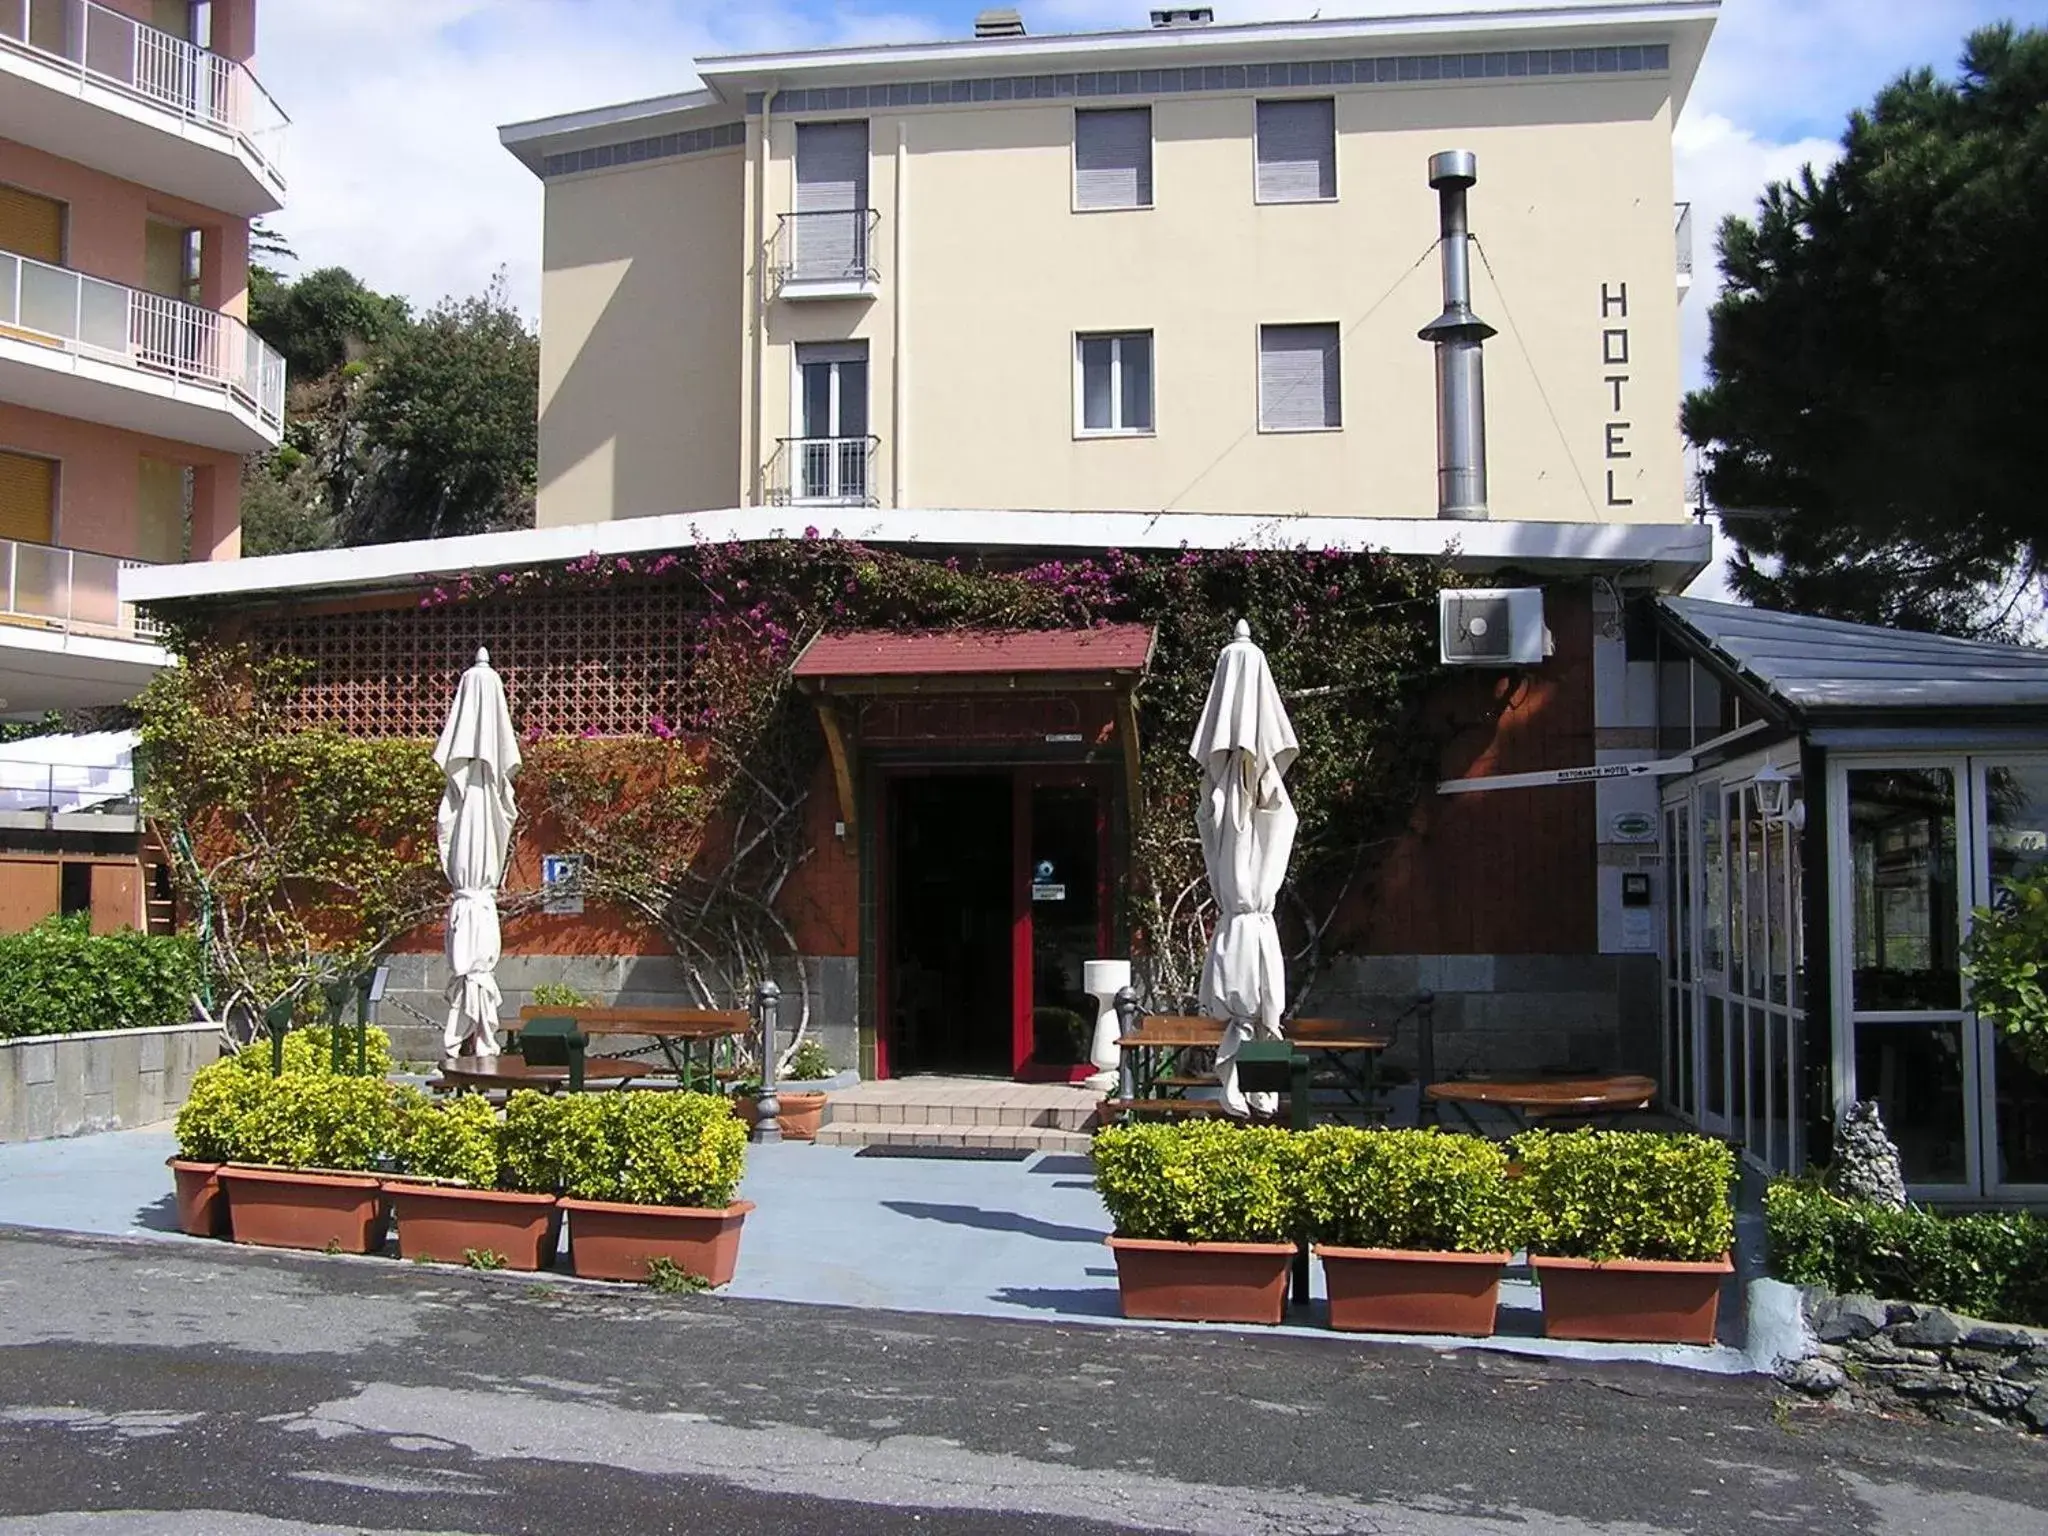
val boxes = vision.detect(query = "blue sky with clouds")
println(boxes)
[250,1,2048,588]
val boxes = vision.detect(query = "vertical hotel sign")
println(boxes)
[1599,281,1632,509]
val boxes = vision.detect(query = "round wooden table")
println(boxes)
[436,1055,656,1093]
[1425,1074,1657,1131]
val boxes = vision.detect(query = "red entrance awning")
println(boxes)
[792,624,1156,682]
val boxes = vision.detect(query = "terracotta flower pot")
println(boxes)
[167,1157,231,1239]
[562,1196,755,1286]
[386,1182,561,1271]
[216,1166,384,1254]
[1105,1236,1295,1325]
[1316,1246,1509,1337]
[1530,1253,1733,1345]
[730,1092,827,1142]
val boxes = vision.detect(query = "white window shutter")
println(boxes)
[1259,324,1341,430]
[794,121,870,279]
[1256,99,1335,203]
[1075,108,1152,210]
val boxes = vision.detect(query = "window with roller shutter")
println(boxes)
[793,121,870,282]
[0,183,64,264]
[0,450,56,547]
[1255,99,1336,203]
[1258,323,1342,432]
[1074,108,1152,211]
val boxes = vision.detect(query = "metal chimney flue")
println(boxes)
[1419,149,1496,521]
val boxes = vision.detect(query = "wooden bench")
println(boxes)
[1425,1074,1658,1134]
[513,1005,752,1083]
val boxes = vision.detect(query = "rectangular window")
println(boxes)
[1255,98,1336,203]
[1076,332,1153,434]
[0,449,55,546]
[1257,323,1341,431]
[0,182,64,265]
[793,120,870,282]
[1074,107,1152,210]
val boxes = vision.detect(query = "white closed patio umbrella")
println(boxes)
[435,648,522,1058]
[1190,620,1300,1118]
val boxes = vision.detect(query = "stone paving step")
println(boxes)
[822,1077,1102,1134]
[815,1119,1094,1154]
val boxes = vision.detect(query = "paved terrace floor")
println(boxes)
[0,1126,1775,1376]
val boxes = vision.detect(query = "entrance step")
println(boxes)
[816,1120,1093,1154]
[818,1076,1104,1150]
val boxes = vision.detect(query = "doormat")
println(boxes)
[854,1144,1034,1161]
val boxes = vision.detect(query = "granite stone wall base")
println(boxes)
[1297,953,1660,1077]
[1778,1290,2048,1433]
[371,953,861,1076]
[0,1023,220,1143]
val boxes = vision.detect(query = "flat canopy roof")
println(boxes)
[793,625,1156,682]
[1657,596,2048,716]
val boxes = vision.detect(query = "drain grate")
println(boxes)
[854,1144,1034,1161]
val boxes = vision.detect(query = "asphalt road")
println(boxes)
[1,1225,2045,1535]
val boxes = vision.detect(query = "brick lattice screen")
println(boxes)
[251,585,698,738]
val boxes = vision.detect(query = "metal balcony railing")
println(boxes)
[0,0,288,184]
[771,209,881,291]
[0,754,136,820]
[1675,201,1694,280]
[0,537,162,640]
[0,249,286,431]
[768,436,880,506]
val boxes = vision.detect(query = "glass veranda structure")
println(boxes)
[1651,598,2048,1203]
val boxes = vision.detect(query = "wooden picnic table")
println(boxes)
[1107,1015,1391,1123]
[514,1005,751,1083]
[1424,1074,1657,1133]
[435,1054,657,1094]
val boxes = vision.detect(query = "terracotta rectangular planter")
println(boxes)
[731,1092,826,1141]
[1316,1246,1509,1337]
[562,1197,755,1286]
[216,1166,384,1254]
[1105,1236,1295,1325]
[167,1158,231,1239]
[386,1183,561,1271]
[1530,1254,1733,1345]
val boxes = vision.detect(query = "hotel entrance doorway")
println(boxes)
[881,768,1116,1080]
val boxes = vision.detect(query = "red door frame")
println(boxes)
[875,762,1118,1082]
[1012,766,1117,1083]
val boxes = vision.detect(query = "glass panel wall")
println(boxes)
[1978,761,2048,1193]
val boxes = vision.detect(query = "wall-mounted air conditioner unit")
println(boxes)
[1439,587,1550,666]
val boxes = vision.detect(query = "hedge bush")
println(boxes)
[501,1090,747,1210]
[176,1059,405,1171]
[0,916,198,1041]
[1296,1127,1522,1254]
[1091,1121,1299,1244]
[1513,1129,1736,1263]
[224,1024,396,1079]
[1765,1181,2048,1325]
[394,1092,500,1187]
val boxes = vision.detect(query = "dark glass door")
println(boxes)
[1015,775,1110,1080]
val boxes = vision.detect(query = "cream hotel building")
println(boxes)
[503,0,1712,535]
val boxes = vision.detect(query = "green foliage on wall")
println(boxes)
[1961,871,2048,1075]
[0,916,199,1041]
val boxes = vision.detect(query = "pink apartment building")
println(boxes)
[0,0,283,929]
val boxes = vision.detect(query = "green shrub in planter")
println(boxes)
[1091,1122,1299,1244]
[175,1059,269,1163]
[501,1090,746,1210]
[1296,1128,1523,1253]
[225,1023,396,1079]
[0,916,199,1040]
[530,982,590,1010]
[1512,1129,1735,1263]
[784,1039,834,1081]
[1765,1181,2048,1325]
[394,1093,500,1187]
[227,1072,404,1172]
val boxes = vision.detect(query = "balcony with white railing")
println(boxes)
[0,539,169,712]
[1676,201,1694,300]
[0,248,285,454]
[0,0,287,216]
[771,209,882,302]
[768,436,881,506]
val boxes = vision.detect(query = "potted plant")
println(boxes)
[1092,1121,1299,1325]
[168,1060,265,1238]
[1298,1127,1521,1337]
[384,1092,560,1270]
[730,1038,835,1141]
[1514,1129,1736,1345]
[505,1089,753,1286]
[214,1072,399,1254]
